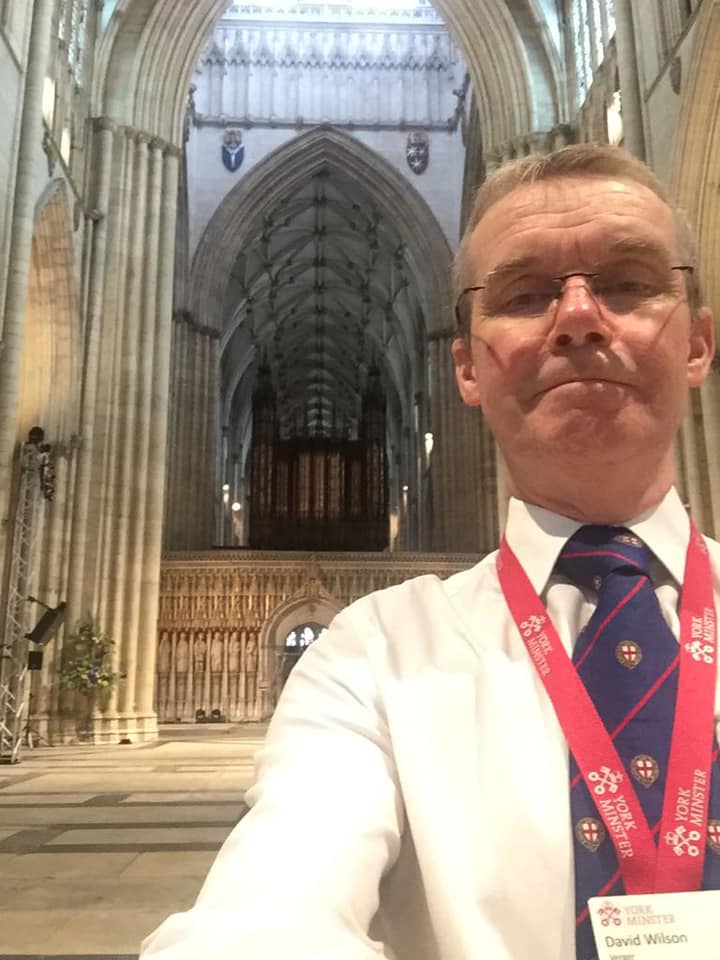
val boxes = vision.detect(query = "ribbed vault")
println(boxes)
[94,0,558,150]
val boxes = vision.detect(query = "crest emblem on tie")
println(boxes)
[630,754,659,787]
[616,639,642,669]
[708,820,720,854]
[222,128,245,172]
[613,533,642,547]
[575,816,605,852]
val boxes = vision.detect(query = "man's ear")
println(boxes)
[451,335,483,408]
[688,307,715,388]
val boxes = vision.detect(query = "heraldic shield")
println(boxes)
[406,130,429,175]
[222,129,245,173]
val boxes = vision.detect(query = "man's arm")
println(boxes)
[141,607,404,960]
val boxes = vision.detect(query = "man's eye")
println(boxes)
[499,290,553,315]
[596,279,655,298]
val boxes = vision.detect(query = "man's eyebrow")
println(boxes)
[483,238,675,285]
[602,236,673,263]
[484,256,543,283]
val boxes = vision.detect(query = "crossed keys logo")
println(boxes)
[519,615,547,638]
[598,902,622,927]
[684,638,714,665]
[588,766,623,796]
[664,825,702,858]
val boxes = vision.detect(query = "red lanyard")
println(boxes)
[497,521,717,894]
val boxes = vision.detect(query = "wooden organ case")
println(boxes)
[249,364,388,551]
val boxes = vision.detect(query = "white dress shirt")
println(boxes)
[142,487,720,960]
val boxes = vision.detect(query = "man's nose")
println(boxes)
[549,277,612,348]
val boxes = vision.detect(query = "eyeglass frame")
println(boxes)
[453,264,696,334]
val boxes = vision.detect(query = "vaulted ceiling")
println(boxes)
[220,164,422,455]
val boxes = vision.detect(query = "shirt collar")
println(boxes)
[504,486,691,594]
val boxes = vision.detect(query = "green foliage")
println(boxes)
[59,618,121,693]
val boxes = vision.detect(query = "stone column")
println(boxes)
[116,135,161,718]
[496,446,510,537]
[165,319,219,550]
[67,118,116,625]
[614,0,647,159]
[678,395,712,531]
[428,329,487,552]
[135,144,181,728]
[698,377,720,536]
[0,0,55,578]
[165,312,188,550]
[480,421,499,551]
[429,333,451,550]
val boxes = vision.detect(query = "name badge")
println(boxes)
[589,891,720,959]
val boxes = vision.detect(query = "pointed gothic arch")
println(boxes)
[190,125,453,338]
[259,590,343,703]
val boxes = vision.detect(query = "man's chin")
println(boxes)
[528,414,642,460]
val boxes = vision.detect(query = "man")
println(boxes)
[142,144,718,960]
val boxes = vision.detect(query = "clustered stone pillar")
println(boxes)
[164,312,219,550]
[56,121,181,742]
[428,330,497,553]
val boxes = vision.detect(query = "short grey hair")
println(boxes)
[454,143,703,336]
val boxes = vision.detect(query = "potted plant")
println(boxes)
[59,618,121,740]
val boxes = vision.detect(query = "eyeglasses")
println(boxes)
[454,264,695,332]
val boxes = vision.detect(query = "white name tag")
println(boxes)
[589,891,720,959]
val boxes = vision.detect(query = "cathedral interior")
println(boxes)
[0,0,720,952]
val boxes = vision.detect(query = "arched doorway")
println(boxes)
[260,593,342,705]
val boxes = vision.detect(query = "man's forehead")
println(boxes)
[482,173,669,213]
[469,175,678,269]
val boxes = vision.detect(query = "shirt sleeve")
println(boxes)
[140,605,404,960]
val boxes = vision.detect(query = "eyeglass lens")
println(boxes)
[474,265,688,320]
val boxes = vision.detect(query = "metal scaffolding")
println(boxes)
[0,441,51,763]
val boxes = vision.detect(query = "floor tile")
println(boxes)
[47,825,231,846]
[118,850,219,877]
[0,851,139,876]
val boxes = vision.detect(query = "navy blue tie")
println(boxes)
[557,526,720,960]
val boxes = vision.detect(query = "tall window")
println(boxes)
[284,623,327,649]
[58,0,89,85]
[570,0,616,105]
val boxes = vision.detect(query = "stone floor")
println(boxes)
[0,723,267,959]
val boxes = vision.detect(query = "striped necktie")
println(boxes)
[556,525,720,960]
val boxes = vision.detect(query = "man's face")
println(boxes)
[452,175,714,476]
